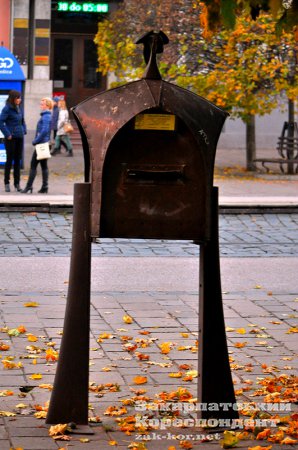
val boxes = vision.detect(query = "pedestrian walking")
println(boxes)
[51,96,59,138]
[0,90,27,192]
[21,97,52,194]
[51,99,73,157]
[51,96,67,153]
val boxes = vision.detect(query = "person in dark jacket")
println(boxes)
[0,90,27,192]
[21,97,52,194]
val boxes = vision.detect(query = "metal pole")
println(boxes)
[46,183,91,425]
[198,187,238,420]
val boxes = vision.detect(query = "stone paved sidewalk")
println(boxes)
[0,212,298,257]
[0,141,297,449]
[0,273,297,449]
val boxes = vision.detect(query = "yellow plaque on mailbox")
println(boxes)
[135,114,176,131]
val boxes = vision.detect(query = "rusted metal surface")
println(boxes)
[72,79,227,239]
[46,183,92,425]
[47,31,238,426]
[198,188,238,419]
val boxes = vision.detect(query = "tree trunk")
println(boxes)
[288,98,295,123]
[287,98,295,174]
[246,114,256,171]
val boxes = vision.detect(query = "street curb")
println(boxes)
[1,202,298,214]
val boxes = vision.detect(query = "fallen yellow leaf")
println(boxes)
[18,325,27,333]
[34,411,47,419]
[280,437,298,445]
[248,446,272,450]
[15,403,27,409]
[29,373,42,380]
[45,348,59,361]
[0,390,14,397]
[256,428,271,440]
[98,333,113,339]
[159,342,172,354]
[286,327,298,334]
[236,328,246,334]
[234,342,247,348]
[49,423,68,436]
[0,343,10,351]
[220,430,239,448]
[27,334,38,342]
[104,406,127,416]
[2,360,23,370]
[179,441,193,449]
[133,376,147,385]
[123,315,133,324]
[185,370,198,378]
[23,302,39,307]
[39,383,53,390]
[0,410,16,416]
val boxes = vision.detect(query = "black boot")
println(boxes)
[5,184,10,192]
[15,184,22,192]
[21,169,36,194]
[38,169,49,194]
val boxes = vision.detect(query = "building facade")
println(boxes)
[0,0,294,150]
[0,0,119,129]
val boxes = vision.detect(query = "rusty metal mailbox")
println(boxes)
[100,109,208,240]
[71,78,226,242]
[47,31,238,428]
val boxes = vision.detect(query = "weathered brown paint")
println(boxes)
[72,79,227,239]
[47,31,238,426]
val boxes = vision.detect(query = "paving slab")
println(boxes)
[0,256,297,449]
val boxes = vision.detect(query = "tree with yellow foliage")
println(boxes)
[198,0,298,33]
[175,14,297,170]
[94,2,297,170]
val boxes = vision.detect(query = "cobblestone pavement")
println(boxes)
[0,212,297,257]
[0,210,298,449]
[0,287,297,450]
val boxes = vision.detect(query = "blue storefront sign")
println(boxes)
[0,47,26,165]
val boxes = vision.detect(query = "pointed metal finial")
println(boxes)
[135,30,169,80]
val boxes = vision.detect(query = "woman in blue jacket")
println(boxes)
[0,90,27,192]
[21,97,52,194]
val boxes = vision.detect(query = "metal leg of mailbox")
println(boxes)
[46,183,91,426]
[198,187,238,420]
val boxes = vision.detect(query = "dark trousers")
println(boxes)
[4,137,23,186]
[30,150,48,171]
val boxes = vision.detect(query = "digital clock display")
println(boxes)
[57,2,109,13]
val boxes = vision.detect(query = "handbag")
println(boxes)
[63,121,74,133]
[35,142,51,160]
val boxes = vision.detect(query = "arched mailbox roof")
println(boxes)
[72,78,228,237]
